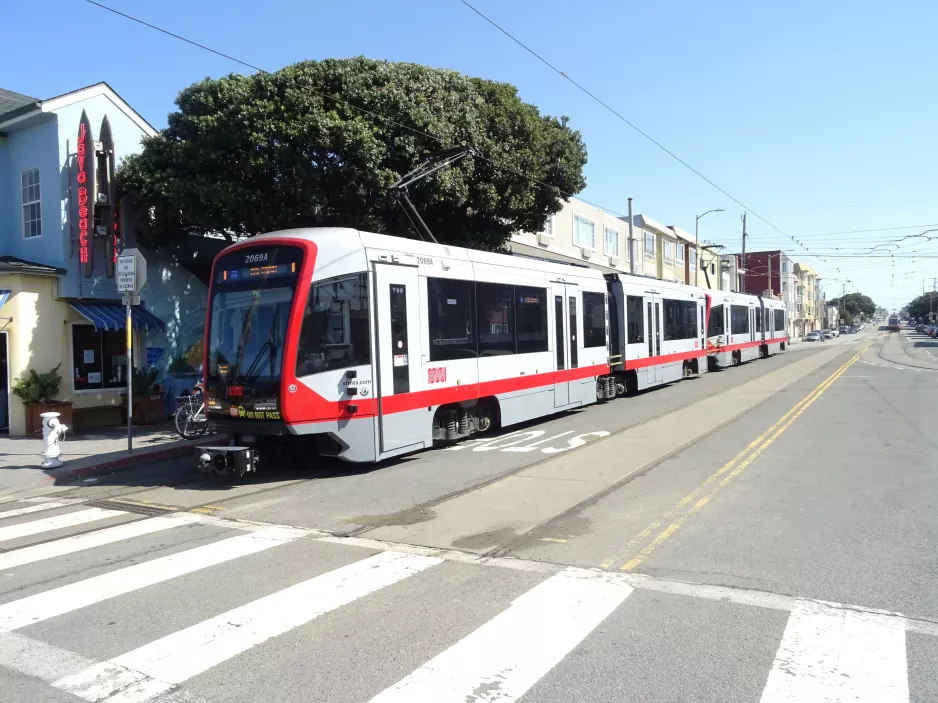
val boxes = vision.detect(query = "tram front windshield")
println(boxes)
[207,246,304,383]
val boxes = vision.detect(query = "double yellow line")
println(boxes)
[602,342,873,573]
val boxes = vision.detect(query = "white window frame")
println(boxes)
[675,242,685,265]
[689,249,697,271]
[573,214,596,250]
[543,215,553,237]
[643,231,656,258]
[663,240,674,264]
[604,226,619,257]
[21,167,41,239]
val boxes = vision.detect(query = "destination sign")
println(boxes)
[217,261,297,283]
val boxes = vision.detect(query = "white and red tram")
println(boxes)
[198,228,786,473]
[706,290,788,368]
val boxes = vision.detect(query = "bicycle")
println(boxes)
[174,383,210,439]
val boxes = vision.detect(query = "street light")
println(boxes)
[695,209,724,286]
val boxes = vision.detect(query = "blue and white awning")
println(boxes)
[70,302,166,332]
[0,290,11,310]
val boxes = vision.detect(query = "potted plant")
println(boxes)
[121,366,166,425]
[11,364,73,435]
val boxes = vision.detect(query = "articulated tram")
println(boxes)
[198,228,787,474]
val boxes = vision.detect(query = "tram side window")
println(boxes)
[626,295,644,343]
[516,286,548,354]
[755,307,762,332]
[663,299,697,341]
[477,282,515,356]
[428,278,476,361]
[775,309,785,332]
[731,304,749,334]
[295,273,370,376]
[582,292,606,348]
[707,305,725,337]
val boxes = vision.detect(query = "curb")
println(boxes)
[49,438,218,483]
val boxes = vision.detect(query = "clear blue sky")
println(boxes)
[6,0,938,310]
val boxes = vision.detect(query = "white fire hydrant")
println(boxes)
[40,411,69,469]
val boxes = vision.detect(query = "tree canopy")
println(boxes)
[905,291,938,319]
[828,292,876,319]
[120,57,588,250]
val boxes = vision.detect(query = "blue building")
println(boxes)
[0,83,209,435]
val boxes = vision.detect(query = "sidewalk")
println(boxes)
[0,422,219,493]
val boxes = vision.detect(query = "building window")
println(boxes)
[604,227,619,257]
[782,281,788,293]
[781,261,788,274]
[72,325,128,391]
[573,215,596,249]
[582,292,606,348]
[644,232,655,257]
[663,241,674,264]
[21,168,41,238]
[543,216,553,236]
[689,249,697,272]
[676,243,685,265]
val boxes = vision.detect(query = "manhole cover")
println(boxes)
[85,500,176,517]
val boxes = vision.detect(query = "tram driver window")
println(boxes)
[428,278,476,360]
[582,292,606,348]
[626,295,644,343]
[295,273,370,376]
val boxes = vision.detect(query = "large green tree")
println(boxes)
[828,292,876,319]
[905,292,938,319]
[120,57,587,250]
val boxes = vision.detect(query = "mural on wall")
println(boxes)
[73,110,122,279]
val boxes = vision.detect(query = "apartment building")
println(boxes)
[793,263,821,336]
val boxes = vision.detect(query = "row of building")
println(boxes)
[510,199,836,340]
[0,79,835,437]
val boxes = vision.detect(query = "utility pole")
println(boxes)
[627,197,635,275]
[740,212,748,292]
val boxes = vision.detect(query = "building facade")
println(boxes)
[739,250,798,338]
[0,83,207,435]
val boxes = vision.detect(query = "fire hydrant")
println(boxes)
[40,412,68,469]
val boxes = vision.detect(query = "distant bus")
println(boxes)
[888,316,900,331]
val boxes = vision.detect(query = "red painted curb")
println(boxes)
[50,443,198,482]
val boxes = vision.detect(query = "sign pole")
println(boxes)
[126,301,133,452]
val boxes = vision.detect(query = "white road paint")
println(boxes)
[0,526,305,631]
[0,629,99,684]
[443,430,608,454]
[0,507,126,544]
[759,599,909,703]
[367,569,632,702]
[53,551,441,702]
[0,501,72,519]
[0,513,203,571]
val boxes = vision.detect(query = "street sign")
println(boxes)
[116,248,147,295]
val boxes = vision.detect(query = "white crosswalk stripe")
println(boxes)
[368,569,633,703]
[0,512,203,571]
[0,507,126,544]
[0,507,927,703]
[52,551,442,702]
[0,501,73,519]
[0,526,305,631]
[760,599,909,703]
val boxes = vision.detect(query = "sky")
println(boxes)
[4,0,938,311]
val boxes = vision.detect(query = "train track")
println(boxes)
[875,329,938,371]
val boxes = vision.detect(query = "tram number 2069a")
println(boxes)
[427,367,447,384]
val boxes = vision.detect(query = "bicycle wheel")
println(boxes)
[174,405,200,439]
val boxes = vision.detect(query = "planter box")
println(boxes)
[25,401,74,436]
[120,393,167,426]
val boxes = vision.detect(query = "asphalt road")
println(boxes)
[1,325,935,702]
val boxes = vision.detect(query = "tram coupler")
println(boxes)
[197,445,258,477]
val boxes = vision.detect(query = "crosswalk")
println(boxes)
[0,498,933,703]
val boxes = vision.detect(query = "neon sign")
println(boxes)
[77,119,90,266]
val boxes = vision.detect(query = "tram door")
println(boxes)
[646,294,663,384]
[374,262,422,454]
[551,282,578,408]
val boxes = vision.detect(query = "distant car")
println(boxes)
[839,326,850,334]
[806,331,823,342]
[822,329,835,339]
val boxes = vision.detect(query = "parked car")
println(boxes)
[839,326,851,334]
[822,329,835,339]
[806,331,824,342]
